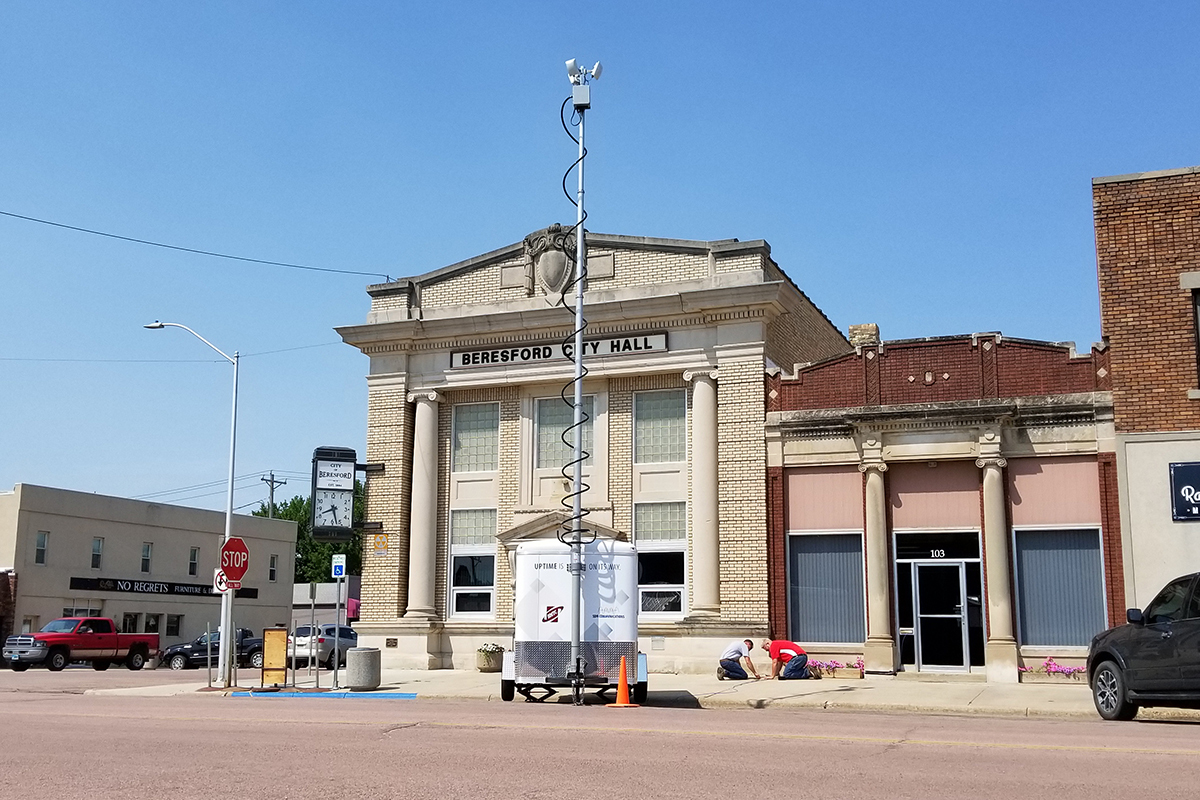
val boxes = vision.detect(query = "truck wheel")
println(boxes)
[168,654,188,671]
[250,651,264,669]
[47,649,69,671]
[126,649,146,671]
[92,660,110,671]
[11,663,29,672]
[633,681,648,704]
[501,679,515,702]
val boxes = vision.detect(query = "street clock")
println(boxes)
[311,446,357,543]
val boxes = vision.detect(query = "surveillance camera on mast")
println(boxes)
[566,58,602,108]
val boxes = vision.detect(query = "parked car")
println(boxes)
[1088,571,1200,720]
[3,617,159,672]
[288,624,357,669]
[161,628,265,671]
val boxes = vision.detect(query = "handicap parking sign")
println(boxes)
[331,553,347,578]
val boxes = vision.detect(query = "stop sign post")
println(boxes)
[221,537,250,588]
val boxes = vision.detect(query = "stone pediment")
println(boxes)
[497,511,626,551]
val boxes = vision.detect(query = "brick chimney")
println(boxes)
[848,323,880,347]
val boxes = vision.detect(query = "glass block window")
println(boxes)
[450,509,498,546]
[536,396,594,468]
[634,390,686,463]
[634,502,687,542]
[452,403,500,472]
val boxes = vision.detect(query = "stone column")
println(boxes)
[860,460,897,673]
[404,391,441,619]
[685,370,720,617]
[979,454,1019,683]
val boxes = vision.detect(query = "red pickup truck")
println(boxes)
[3,617,160,672]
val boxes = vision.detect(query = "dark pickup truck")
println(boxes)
[3,617,159,671]
[160,628,265,670]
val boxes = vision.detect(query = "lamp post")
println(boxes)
[144,321,239,688]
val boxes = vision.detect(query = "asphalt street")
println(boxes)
[0,687,1197,799]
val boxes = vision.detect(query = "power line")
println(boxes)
[2,341,341,364]
[0,209,393,280]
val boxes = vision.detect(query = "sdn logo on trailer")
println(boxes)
[542,605,564,623]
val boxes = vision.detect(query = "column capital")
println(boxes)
[858,461,889,474]
[683,368,719,383]
[406,390,442,404]
[975,456,1007,469]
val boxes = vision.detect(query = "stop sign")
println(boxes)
[220,537,250,586]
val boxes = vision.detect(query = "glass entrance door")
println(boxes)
[915,563,968,671]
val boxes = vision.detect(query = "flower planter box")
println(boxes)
[1019,671,1086,684]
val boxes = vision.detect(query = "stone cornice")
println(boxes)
[768,393,1112,438]
[338,281,785,353]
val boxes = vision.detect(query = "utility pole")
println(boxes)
[261,472,287,518]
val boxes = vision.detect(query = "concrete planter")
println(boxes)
[1019,671,1086,684]
[476,650,503,673]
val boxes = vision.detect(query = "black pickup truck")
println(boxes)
[160,628,264,670]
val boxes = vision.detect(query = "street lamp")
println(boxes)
[144,321,239,688]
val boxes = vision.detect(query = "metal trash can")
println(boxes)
[346,647,381,691]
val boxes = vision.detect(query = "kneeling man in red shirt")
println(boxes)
[762,639,818,680]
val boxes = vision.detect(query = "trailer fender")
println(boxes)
[502,649,515,681]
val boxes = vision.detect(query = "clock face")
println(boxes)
[314,489,353,529]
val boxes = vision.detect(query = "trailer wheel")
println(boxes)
[500,679,515,702]
[633,681,648,704]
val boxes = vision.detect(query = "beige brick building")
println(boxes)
[337,227,849,672]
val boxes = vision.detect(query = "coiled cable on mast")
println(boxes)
[556,96,595,548]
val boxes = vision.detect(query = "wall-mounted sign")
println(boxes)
[312,446,357,543]
[451,333,667,369]
[1170,462,1200,521]
[69,576,258,599]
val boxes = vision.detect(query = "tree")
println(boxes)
[253,482,363,583]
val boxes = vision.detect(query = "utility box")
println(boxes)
[501,539,647,702]
[261,627,288,686]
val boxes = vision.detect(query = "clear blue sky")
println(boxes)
[2,3,1198,511]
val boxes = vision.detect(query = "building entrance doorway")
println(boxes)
[895,532,985,672]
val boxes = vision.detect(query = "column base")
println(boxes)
[403,607,437,620]
[684,606,720,621]
[985,639,1020,683]
[863,637,897,675]
[354,619,443,670]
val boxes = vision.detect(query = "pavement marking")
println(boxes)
[6,707,1199,756]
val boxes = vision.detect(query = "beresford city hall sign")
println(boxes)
[451,334,666,369]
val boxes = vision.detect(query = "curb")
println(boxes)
[230,690,418,699]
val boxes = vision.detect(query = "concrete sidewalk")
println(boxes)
[87,666,1116,718]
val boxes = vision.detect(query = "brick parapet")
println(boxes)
[1094,169,1200,432]
[779,336,1106,412]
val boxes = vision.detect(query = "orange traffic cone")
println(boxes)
[605,655,639,708]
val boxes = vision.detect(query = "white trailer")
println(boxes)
[501,538,647,702]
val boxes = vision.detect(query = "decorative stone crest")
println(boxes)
[523,224,578,298]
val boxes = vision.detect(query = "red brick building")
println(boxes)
[1094,166,1200,607]
[765,329,1116,682]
